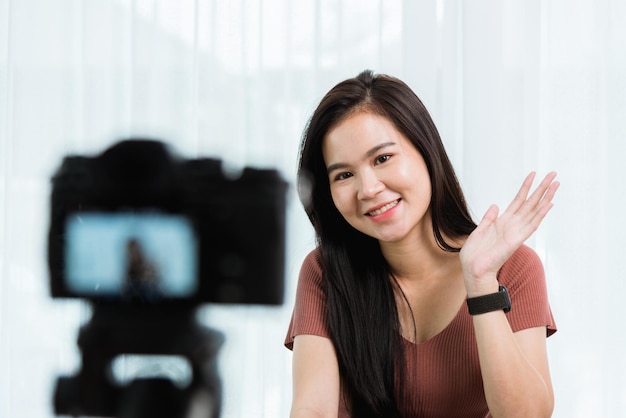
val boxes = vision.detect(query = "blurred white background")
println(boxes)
[1,0,625,417]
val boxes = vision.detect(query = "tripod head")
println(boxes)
[55,306,223,418]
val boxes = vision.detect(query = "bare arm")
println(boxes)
[290,334,341,418]
[473,316,554,417]
[461,172,559,417]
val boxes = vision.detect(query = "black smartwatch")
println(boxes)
[466,285,511,315]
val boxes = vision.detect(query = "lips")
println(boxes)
[366,198,401,216]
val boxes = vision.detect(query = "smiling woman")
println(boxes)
[323,112,432,244]
[285,70,558,417]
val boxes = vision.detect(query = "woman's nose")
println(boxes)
[357,171,384,200]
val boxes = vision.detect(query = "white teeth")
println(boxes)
[368,199,399,216]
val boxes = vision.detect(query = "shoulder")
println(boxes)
[294,247,326,299]
[498,245,557,336]
[299,247,324,285]
[302,247,323,271]
[505,244,542,268]
[285,247,330,349]
[498,244,545,288]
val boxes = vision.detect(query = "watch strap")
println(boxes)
[466,285,511,315]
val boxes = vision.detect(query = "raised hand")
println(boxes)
[460,172,560,297]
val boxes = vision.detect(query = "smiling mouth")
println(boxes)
[366,199,401,216]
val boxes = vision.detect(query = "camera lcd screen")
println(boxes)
[65,212,198,300]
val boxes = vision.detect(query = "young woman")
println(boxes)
[285,70,559,417]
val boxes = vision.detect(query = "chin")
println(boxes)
[372,231,407,243]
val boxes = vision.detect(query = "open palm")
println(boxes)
[460,172,560,294]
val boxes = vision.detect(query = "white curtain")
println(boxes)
[1,0,624,417]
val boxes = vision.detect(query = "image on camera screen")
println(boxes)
[65,212,198,301]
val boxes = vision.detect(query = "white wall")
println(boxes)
[1,0,625,416]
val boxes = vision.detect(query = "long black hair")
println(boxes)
[297,70,476,416]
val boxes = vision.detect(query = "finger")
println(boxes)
[530,180,560,225]
[525,172,558,210]
[537,178,560,207]
[516,203,554,239]
[475,204,500,233]
[509,172,557,222]
[503,172,536,215]
[516,181,560,239]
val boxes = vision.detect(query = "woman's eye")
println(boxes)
[375,154,391,164]
[334,172,353,181]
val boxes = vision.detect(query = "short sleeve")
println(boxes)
[284,248,331,350]
[497,245,557,337]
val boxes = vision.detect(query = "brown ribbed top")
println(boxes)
[285,245,557,417]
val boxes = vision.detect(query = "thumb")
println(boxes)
[475,204,499,232]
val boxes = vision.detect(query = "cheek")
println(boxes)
[398,162,431,198]
[410,177,432,203]
[417,183,433,213]
[329,187,353,217]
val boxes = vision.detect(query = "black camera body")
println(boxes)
[48,139,287,307]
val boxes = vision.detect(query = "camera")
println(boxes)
[48,139,288,417]
[49,139,287,306]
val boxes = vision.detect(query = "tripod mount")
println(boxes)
[54,305,224,418]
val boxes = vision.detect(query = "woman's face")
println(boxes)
[322,111,432,245]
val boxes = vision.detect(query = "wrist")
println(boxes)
[465,275,499,298]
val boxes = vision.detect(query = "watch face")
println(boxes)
[500,285,512,313]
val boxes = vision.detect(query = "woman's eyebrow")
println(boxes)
[326,142,396,174]
[365,141,396,157]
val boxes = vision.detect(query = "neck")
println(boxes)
[379,226,464,284]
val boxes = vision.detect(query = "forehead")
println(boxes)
[322,112,410,159]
